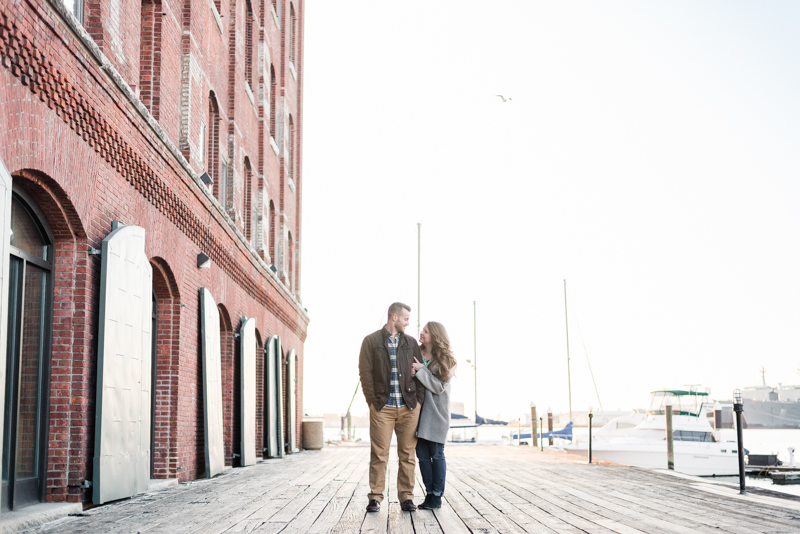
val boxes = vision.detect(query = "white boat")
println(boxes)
[566,389,740,476]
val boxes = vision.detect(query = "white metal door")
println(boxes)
[265,335,283,458]
[240,318,256,466]
[92,225,153,504]
[286,349,296,452]
[200,288,225,478]
[0,159,12,517]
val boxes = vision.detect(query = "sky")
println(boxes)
[299,1,800,421]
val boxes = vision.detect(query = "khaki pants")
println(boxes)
[368,405,420,502]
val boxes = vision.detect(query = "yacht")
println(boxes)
[565,389,740,476]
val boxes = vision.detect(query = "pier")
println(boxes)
[32,445,800,533]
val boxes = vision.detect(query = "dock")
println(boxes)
[32,445,800,533]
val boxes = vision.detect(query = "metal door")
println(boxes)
[264,335,283,458]
[0,160,12,516]
[200,288,224,477]
[239,318,256,466]
[92,225,153,504]
[286,349,296,453]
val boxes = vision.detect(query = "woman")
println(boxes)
[412,321,456,510]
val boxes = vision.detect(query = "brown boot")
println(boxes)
[400,499,417,512]
[366,499,380,512]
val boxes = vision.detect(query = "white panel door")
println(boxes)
[0,159,12,517]
[200,288,224,477]
[286,349,296,452]
[93,225,153,505]
[240,318,256,466]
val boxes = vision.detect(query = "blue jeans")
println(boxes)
[416,437,446,496]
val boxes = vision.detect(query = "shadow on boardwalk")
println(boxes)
[27,445,800,533]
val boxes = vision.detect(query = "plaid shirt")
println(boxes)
[385,332,406,408]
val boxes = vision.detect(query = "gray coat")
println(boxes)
[415,364,451,444]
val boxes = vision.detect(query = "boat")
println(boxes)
[741,381,800,429]
[565,389,740,476]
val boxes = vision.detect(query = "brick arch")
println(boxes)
[149,257,181,479]
[10,169,92,503]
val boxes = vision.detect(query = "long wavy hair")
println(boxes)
[425,321,456,382]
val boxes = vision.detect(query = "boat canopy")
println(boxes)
[648,390,710,417]
[649,389,709,397]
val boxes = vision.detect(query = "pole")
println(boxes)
[564,280,573,422]
[539,417,543,451]
[417,223,421,337]
[666,397,674,470]
[734,389,746,494]
[531,403,538,448]
[547,408,553,446]
[473,300,478,421]
[588,411,593,464]
[517,417,521,446]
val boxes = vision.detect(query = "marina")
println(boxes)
[29,444,800,533]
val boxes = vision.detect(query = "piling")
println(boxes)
[665,397,674,470]
[547,408,553,446]
[734,389,747,494]
[588,411,593,464]
[539,417,543,451]
[530,403,538,448]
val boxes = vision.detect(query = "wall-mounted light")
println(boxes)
[269,264,277,273]
[199,172,213,185]
[197,252,211,269]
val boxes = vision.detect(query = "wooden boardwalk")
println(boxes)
[30,445,800,533]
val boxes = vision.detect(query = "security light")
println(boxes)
[197,252,211,269]
[200,172,213,185]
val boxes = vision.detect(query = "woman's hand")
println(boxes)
[412,357,424,373]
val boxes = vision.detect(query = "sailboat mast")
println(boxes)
[417,223,421,337]
[564,280,573,422]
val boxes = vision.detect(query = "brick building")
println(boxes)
[0,0,306,513]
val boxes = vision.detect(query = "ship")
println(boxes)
[741,369,800,428]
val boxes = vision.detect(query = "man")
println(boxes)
[358,302,425,513]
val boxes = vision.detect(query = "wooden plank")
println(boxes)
[331,467,370,534]
[387,502,414,534]
[280,479,345,534]
[361,463,388,534]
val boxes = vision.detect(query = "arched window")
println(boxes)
[289,3,296,65]
[288,115,294,181]
[245,0,255,90]
[243,158,254,244]
[140,0,163,119]
[208,93,225,207]
[269,66,276,140]
[268,201,276,265]
[3,190,54,510]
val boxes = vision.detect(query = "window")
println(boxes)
[139,0,163,119]
[287,115,294,180]
[288,3,296,65]
[245,1,255,89]
[220,158,228,209]
[671,431,715,442]
[243,159,254,243]
[269,201,276,263]
[269,66,276,139]
[208,93,221,199]
[199,123,206,165]
[62,0,83,23]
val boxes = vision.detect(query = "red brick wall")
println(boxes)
[0,0,307,504]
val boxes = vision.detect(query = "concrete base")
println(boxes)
[148,479,179,492]
[0,502,82,533]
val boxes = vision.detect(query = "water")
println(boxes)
[326,426,800,496]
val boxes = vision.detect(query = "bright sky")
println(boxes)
[300,1,800,421]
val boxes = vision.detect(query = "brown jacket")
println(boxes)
[359,327,425,412]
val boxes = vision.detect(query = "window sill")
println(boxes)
[245,82,255,107]
[210,0,223,34]
[289,61,297,81]
[270,136,279,156]
[271,5,280,29]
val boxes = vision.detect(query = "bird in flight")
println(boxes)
[496,95,512,102]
